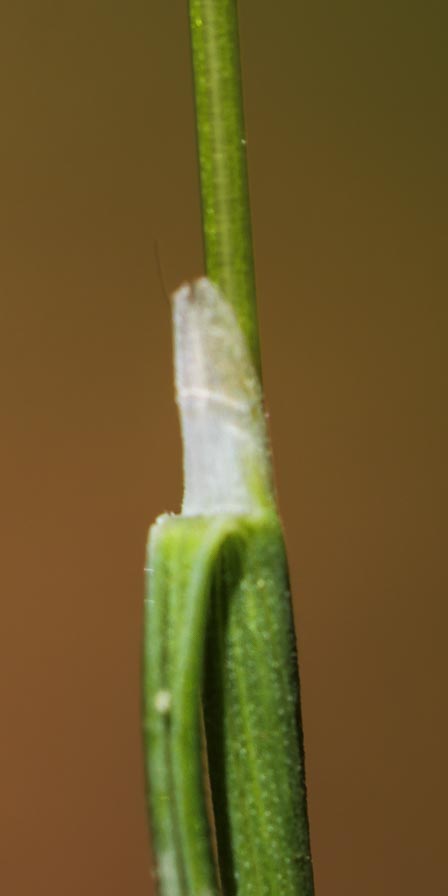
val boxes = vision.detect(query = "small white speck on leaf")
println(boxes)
[154,690,171,714]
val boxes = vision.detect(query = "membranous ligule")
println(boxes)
[173,279,273,516]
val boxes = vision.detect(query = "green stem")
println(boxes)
[189,0,260,375]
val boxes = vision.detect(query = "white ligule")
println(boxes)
[172,278,272,516]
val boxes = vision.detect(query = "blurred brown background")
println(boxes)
[1,2,446,894]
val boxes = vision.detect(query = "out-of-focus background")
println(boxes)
[1,2,446,894]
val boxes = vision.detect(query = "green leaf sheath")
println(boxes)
[204,514,314,896]
[143,516,230,896]
[143,511,314,896]
[188,0,261,376]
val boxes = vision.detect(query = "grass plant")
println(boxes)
[143,3,315,894]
